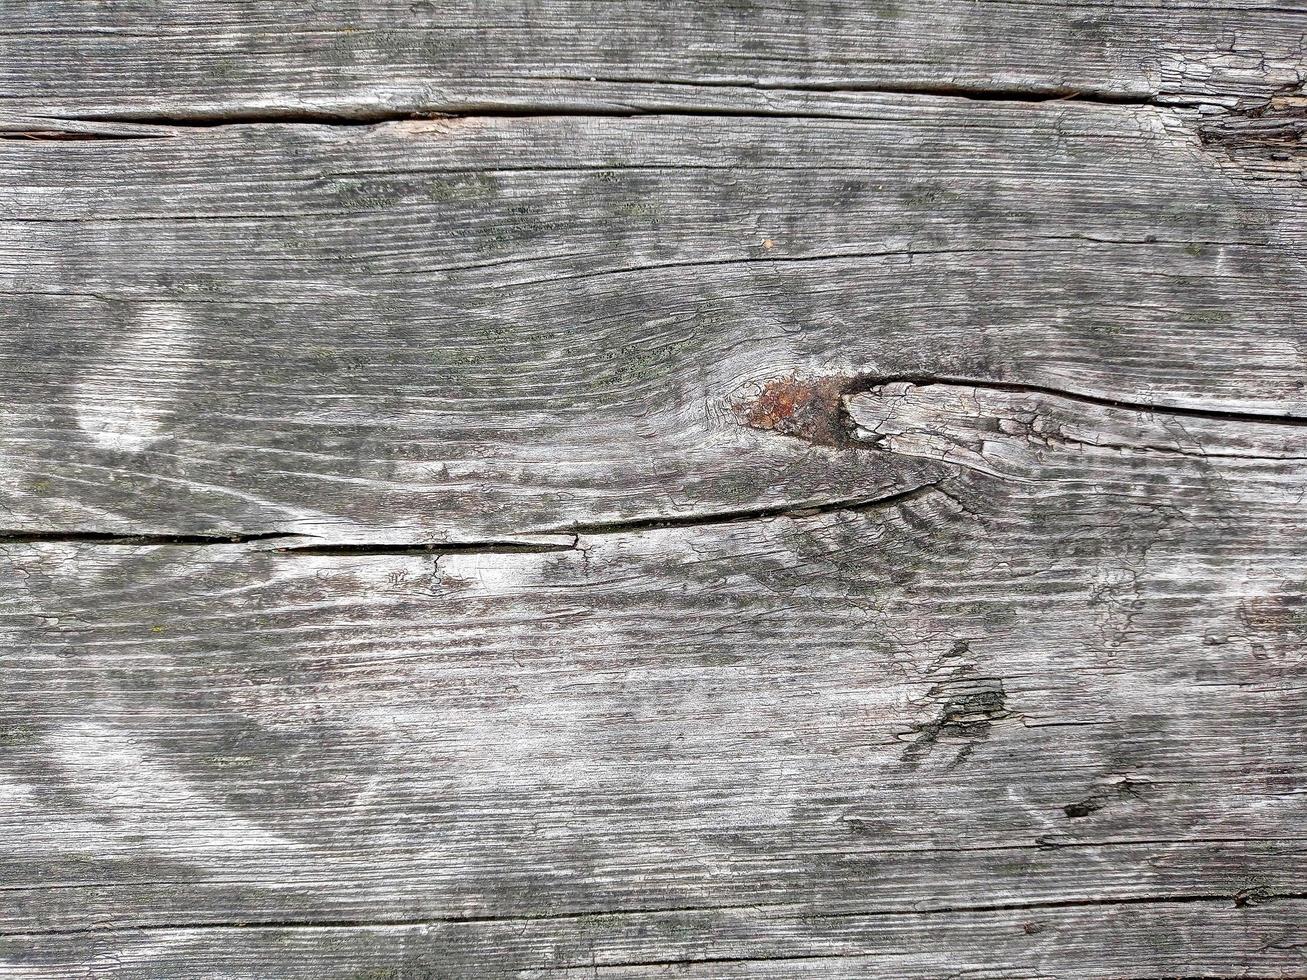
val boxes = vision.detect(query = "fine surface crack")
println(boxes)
[2,483,938,555]
[275,481,941,554]
[13,78,1185,137]
[845,374,1307,429]
[540,481,939,537]
[0,901,792,939]
[0,530,302,546]
[274,538,579,557]
[9,889,1303,940]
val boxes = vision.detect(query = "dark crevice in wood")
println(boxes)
[3,484,938,556]
[0,902,792,938]
[739,369,1307,460]
[1197,83,1307,170]
[537,952,864,971]
[545,481,942,537]
[9,890,1304,940]
[22,80,1186,136]
[272,482,942,555]
[46,108,631,128]
[0,85,1273,152]
[0,530,303,547]
[0,486,945,557]
[520,73,1168,106]
[1018,718,1113,729]
[844,375,1307,431]
[0,115,174,140]
[0,130,166,141]
[1063,777,1152,820]
[274,538,578,557]
[813,890,1307,920]
[384,244,1101,287]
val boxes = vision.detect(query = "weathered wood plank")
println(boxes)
[6,7,1307,976]
[5,902,1307,979]
[3,98,1307,542]
[2,365,1306,972]
[2,0,1306,118]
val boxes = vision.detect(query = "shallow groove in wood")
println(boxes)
[0,530,302,547]
[7,890,1303,940]
[5,11,1307,974]
[845,375,1307,429]
[30,81,1175,132]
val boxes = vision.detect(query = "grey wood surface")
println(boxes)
[3,0,1306,117]
[5,99,1307,542]
[3,3,1307,978]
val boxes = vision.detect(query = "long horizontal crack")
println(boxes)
[847,374,1307,429]
[822,891,1307,918]
[525,72,1166,106]
[539,480,941,538]
[8,889,1304,940]
[273,538,578,557]
[0,530,301,546]
[0,901,792,939]
[385,244,1080,287]
[274,481,940,555]
[8,78,1193,138]
[0,482,938,555]
[537,952,866,972]
[0,130,164,142]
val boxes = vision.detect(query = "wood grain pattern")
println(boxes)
[2,417,1305,973]
[2,0,1306,119]
[4,98,1307,542]
[5,3,1307,977]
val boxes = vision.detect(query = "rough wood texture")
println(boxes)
[4,97,1307,542]
[4,3,1307,978]
[3,0,1306,117]
[2,476,1306,975]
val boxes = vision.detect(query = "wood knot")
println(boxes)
[732,374,853,448]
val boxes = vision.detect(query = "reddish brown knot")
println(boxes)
[732,374,854,448]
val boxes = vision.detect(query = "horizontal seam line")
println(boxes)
[847,374,1307,428]
[7,80,1195,134]
[9,892,1305,939]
